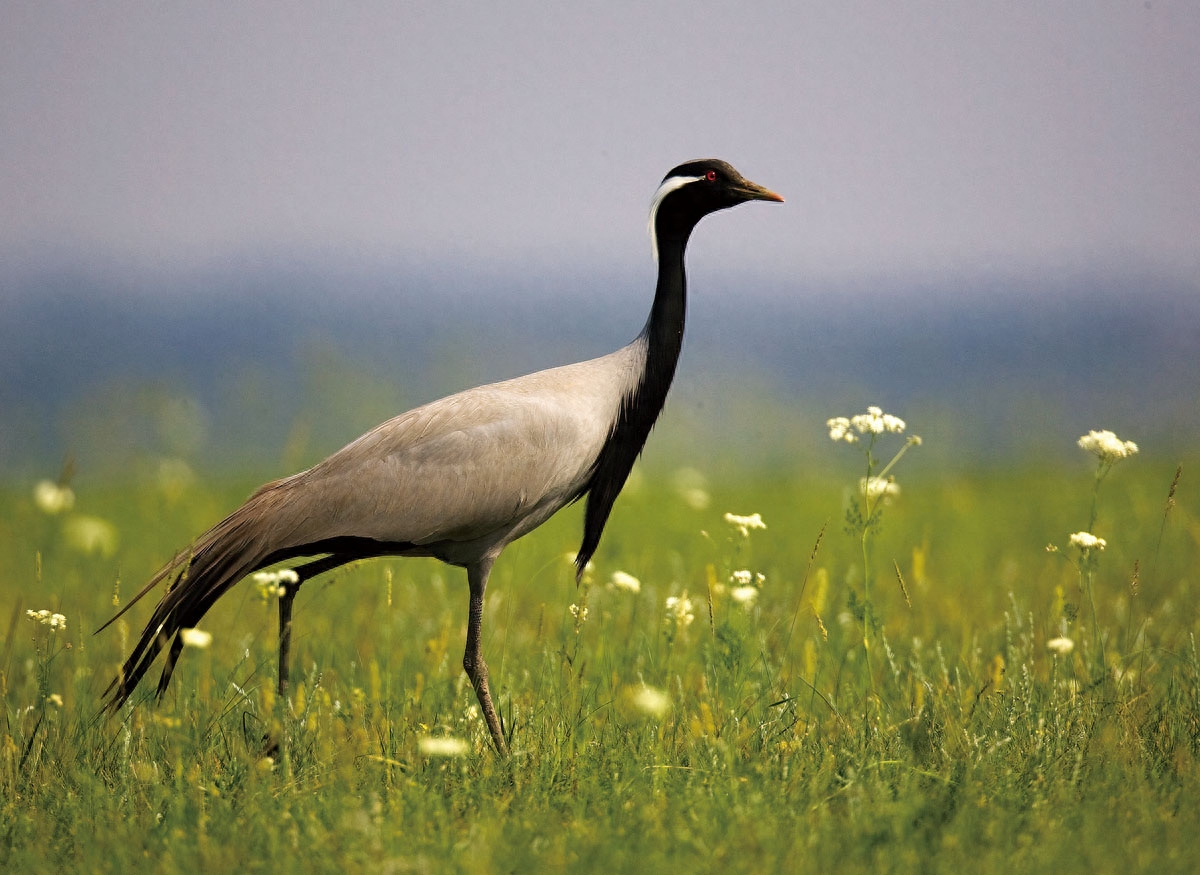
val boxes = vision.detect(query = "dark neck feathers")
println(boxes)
[575,234,688,577]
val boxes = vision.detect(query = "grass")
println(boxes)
[2,445,1198,873]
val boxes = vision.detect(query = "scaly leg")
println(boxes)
[276,554,355,695]
[278,583,296,695]
[464,558,509,756]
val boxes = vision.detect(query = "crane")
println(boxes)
[100,159,782,755]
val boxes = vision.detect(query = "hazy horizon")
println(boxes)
[4,2,1199,294]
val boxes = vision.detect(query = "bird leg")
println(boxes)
[276,554,356,696]
[278,583,296,695]
[464,559,509,756]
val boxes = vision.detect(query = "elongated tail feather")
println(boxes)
[101,501,274,712]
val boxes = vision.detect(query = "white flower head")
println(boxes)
[731,586,759,606]
[568,603,588,622]
[826,417,858,443]
[180,627,213,649]
[665,591,695,627]
[609,571,642,593]
[418,736,470,757]
[1077,430,1138,464]
[724,512,766,538]
[1046,637,1075,656]
[253,568,299,600]
[729,569,765,588]
[1069,531,1107,553]
[830,407,906,442]
[26,609,67,632]
[630,684,671,719]
[33,480,75,515]
[860,476,901,503]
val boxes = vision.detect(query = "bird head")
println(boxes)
[649,159,783,257]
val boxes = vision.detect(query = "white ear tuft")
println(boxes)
[647,175,703,262]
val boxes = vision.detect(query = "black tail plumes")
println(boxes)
[99,501,272,712]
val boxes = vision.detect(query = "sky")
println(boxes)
[3,1,1200,289]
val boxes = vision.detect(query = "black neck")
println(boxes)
[575,235,688,577]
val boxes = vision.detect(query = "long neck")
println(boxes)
[643,236,688,380]
[574,235,689,577]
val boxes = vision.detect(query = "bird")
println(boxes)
[99,159,782,755]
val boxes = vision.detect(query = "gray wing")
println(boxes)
[258,354,636,553]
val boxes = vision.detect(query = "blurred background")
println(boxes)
[3,1,1198,480]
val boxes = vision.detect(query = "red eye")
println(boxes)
[705,170,717,182]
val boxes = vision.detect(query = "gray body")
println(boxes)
[272,340,644,566]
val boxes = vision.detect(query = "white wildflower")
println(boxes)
[826,417,857,443]
[609,571,642,593]
[729,569,765,588]
[850,406,886,435]
[418,736,470,757]
[569,603,588,622]
[1068,532,1107,553]
[33,480,75,514]
[831,406,907,441]
[180,627,213,649]
[630,684,671,718]
[253,568,300,600]
[1077,429,1138,463]
[860,476,901,503]
[724,512,767,537]
[1046,637,1075,656]
[26,609,67,632]
[731,586,759,606]
[665,591,695,627]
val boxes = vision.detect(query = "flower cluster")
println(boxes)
[608,571,642,593]
[630,684,671,718]
[1069,531,1107,553]
[729,569,765,606]
[664,591,695,627]
[33,480,75,515]
[860,476,901,502]
[730,569,764,587]
[1077,429,1138,464]
[1046,636,1075,656]
[26,609,67,631]
[418,736,470,757]
[827,406,906,443]
[180,627,213,649]
[568,603,588,622]
[723,512,767,538]
[253,568,300,600]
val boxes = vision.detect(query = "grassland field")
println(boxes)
[1,440,1198,873]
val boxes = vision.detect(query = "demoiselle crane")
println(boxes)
[100,159,782,755]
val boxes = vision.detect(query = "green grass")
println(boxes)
[2,453,1198,873]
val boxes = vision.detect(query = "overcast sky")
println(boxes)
[3,1,1199,287]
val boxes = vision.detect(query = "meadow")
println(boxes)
[1,416,1197,873]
